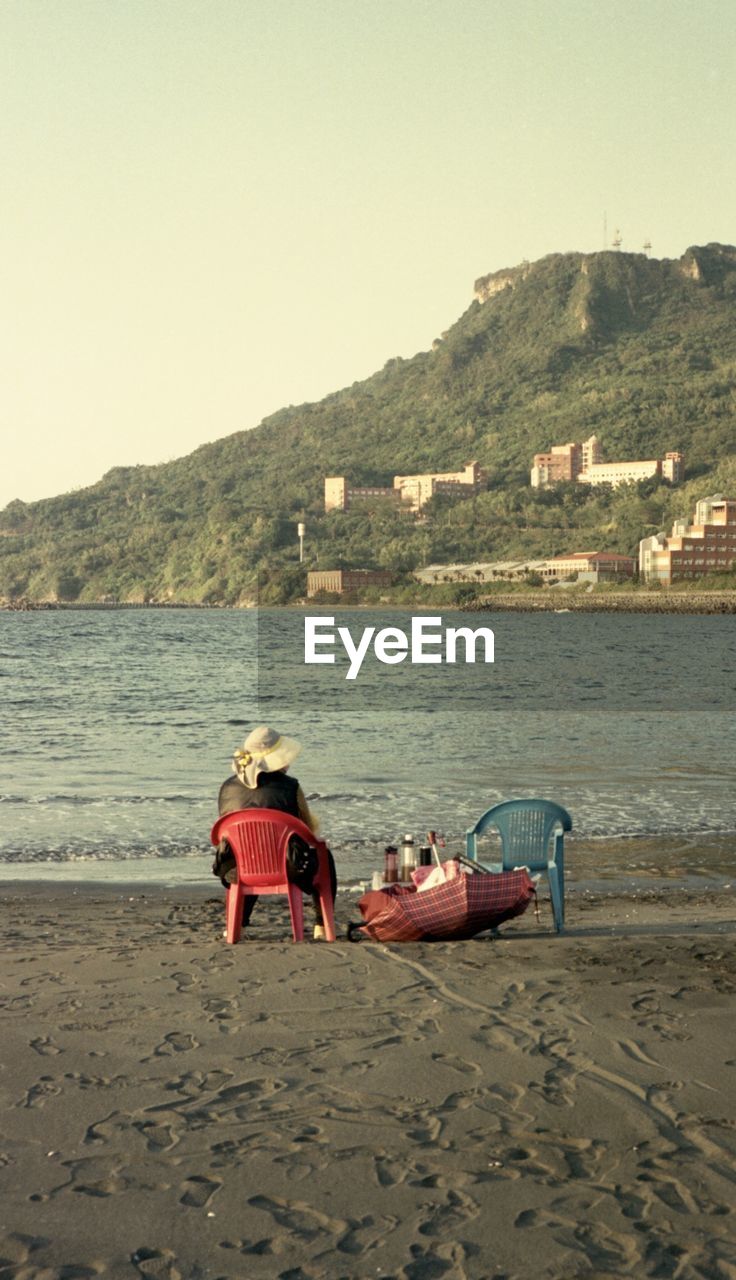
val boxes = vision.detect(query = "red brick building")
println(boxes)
[307,569,393,597]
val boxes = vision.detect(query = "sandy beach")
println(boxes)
[2,883,735,1280]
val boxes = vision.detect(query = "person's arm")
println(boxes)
[296,785,319,834]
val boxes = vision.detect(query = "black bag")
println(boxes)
[286,835,319,892]
[212,840,236,884]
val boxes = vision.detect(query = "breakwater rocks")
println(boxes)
[466,592,736,614]
[0,600,218,611]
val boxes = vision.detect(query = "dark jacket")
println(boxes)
[218,770,301,819]
[213,770,311,886]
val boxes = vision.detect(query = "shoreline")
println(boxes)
[3,876,734,903]
[4,589,736,614]
[469,590,736,613]
[3,832,735,895]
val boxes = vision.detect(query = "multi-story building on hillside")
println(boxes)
[325,462,484,514]
[307,569,393,596]
[324,477,401,512]
[531,435,683,489]
[578,451,683,488]
[392,461,484,512]
[531,435,599,487]
[639,494,736,584]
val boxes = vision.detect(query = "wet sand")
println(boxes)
[1,883,736,1280]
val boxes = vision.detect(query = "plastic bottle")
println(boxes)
[399,833,416,882]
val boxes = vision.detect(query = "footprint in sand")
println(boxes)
[202,996,238,1021]
[179,1175,222,1208]
[73,1175,130,1198]
[373,1153,407,1187]
[21,1077,61,1108]
[131,1247,182,1279]
[218,1236,285,1258]
[83,1111,131,1145]
[517,1199,641,1273]
[151,1031,199,1057]
[170,972,196,992]
[30,1036,62,1056]
[552,1219,641,1273]
[0,1233,50,1269]
[212,1077,287,1116]
[336,1213,399,1256]
[132,1120,180,1152]
[337,1056,377,1077]
[0,1230,102,1276]
[431,1052,481,1075]
[244,1047,286,1068]
[164,1068,234,1097]
[248,1193,344,1242]
[515,1207,563,1229]
[401,1241,471,1279]
[417,1189,480,1238]
[616,1038,661,1068]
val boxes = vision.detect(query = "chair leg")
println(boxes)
[287,883,305,942]
[556,841,565,929]
[547,864,564,933]
[312,846,337,942]
[317,883,337,942]
[225,885,244,943]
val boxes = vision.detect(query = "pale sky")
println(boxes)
[1,0,734,509]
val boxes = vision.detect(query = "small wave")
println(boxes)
[307,791,390,803]
[0,844,206,863]
[0,793,207,807]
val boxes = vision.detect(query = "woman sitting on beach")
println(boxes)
[213,725,337,940]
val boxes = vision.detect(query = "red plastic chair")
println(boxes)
[209,808,337,944]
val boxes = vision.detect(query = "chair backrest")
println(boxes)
[210,808,317,886]
[467,799,572,870]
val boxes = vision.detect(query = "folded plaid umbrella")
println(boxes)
[358,869,535,942]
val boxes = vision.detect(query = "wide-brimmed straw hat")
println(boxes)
[232,725,302,790]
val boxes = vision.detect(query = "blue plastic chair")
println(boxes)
[465,799,573,933]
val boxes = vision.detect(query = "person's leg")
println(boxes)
[224,865,257,925]
[241,894,257,925]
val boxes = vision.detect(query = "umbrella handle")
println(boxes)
[427,830,442,866]
[455,852,489,875]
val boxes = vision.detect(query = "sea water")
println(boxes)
[1,607,734,887]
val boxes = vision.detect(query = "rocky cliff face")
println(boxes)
[678,243,736,286]
[475,244,736,308]
[473,261,531,302]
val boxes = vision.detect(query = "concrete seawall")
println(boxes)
[467,592,736,614]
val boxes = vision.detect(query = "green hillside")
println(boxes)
[2,242,736,604]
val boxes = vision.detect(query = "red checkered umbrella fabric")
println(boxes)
[358,869,536,942]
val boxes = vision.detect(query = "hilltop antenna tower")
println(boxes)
[643,238,652,256]
[603,211,608,249]
[612,228,622,251]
